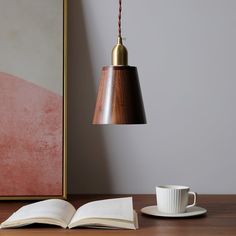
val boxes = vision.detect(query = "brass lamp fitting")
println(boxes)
[112,36,128,66]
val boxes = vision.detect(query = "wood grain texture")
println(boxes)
[0,195,235,236]
[93,66,146,124]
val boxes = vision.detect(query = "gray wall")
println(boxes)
[68,0,236,194]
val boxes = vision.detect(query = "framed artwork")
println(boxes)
[0,0,67,199]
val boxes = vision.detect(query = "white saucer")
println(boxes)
[141,205,207,218]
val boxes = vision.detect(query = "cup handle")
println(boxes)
[187,192,197,208]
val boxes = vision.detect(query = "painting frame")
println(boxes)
[0,0,67,200]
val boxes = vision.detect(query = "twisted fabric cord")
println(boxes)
[118,0,122,37]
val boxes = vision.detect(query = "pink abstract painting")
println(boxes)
[0,72,63,196]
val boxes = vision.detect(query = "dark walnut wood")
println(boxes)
[0,195,235,236]
[93,66,146,124]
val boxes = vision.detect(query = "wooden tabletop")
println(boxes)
[0,195,235,236]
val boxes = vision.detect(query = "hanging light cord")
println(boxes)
[118,0,122,37]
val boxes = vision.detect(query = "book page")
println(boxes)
[1,199,76,228]
[69,197,134,227]
[69,210,138,229]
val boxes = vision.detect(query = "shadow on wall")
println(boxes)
[67,0,112,194]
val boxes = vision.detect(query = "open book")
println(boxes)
[0,197,138,230]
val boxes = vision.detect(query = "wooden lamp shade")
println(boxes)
[93,66,146,124]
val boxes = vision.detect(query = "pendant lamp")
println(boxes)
[93,0,146,124]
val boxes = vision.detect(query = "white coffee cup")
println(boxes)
[156,185,197,214]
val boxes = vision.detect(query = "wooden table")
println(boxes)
[0,195,235,236]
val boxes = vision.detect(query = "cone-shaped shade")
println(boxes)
[93,66,146,124]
